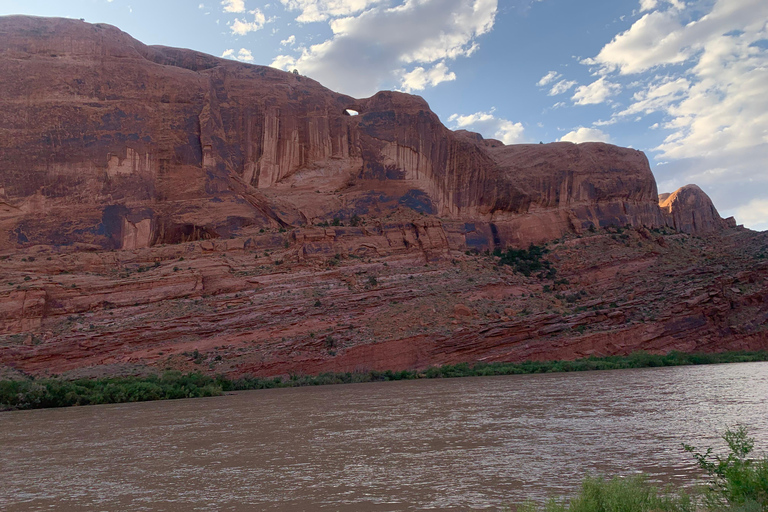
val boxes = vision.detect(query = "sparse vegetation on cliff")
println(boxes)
[2,351,767,411]
[493,244,556,279]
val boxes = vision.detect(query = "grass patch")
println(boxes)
[512,475,695,512]
[509,427,768,512]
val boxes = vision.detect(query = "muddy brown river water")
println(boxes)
[1,362,767,511]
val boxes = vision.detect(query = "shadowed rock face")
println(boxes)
[0,15,690,253]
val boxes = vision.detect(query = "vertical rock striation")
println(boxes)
[0,15,734,253]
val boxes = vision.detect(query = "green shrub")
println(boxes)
[510,428,767,512]
[3,352,768,411]
[494,244,556,279]
[510,475,694,512]
[685,426,768,510]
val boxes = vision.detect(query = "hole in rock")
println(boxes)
[344,109,359,116]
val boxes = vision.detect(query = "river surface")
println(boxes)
[1,362,767,511]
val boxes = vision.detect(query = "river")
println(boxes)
[1,362,767,511]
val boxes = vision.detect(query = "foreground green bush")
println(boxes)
[511,428,768,512]
[685,426,768,510]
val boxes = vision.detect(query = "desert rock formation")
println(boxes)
[0,16,764,380]
[659,184,737,234]
[1,15,689,254]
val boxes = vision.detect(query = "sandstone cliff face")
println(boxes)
[1,16,761,381]
[0,15,684,254]
[1,225,765,379]
[659,184,737,234]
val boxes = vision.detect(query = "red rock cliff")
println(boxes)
[659,184,737,234]
[0,15,685,253]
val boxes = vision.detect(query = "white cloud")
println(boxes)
[448,109,526,144]
[271,0,498,97]
[572,77,621,105]
[560,127,611,143]
[593,118,618,126]
[572,0,768,230]
[639,0,684,13]
[229,8,266,35]
[400,62,456,92]
[270,54,297,69]
[537,70,560,86]
[222,0,245,13]
[548,79,577,96]
[222,48,255,62]
[587,0,768,163]
[280,0,385,23]
[280,34,296,46]
[732,198,768,232]
[617,76,690,117]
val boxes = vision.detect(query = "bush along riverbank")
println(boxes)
[507,426,768,512]
[2,350,768,411]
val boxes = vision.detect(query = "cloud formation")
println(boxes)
[560,127,611,144]
[221,0,245,13]
[400,62,457,92]
[221,48,255,62]
[280,0,385,23]
[734,199,768,232]
[537,70,560,87]
[448,109,526,144]
[548,79,577,96]
[229,8,266,35]
[271,0,497,97]
[579,0,768,229]
[571,77,621,105]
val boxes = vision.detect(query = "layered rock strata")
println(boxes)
[0,15,762,380]
[1,226,766,378]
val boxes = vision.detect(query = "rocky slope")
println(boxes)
[0,16,764,379]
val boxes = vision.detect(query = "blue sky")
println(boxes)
[2,0,766,231]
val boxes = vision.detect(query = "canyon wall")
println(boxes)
[1,16,761,380]
[0,15,728,255]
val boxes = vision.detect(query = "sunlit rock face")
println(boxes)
[659,184,737,234]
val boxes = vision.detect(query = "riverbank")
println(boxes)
[2,350,767,411]
[506,426,768,512]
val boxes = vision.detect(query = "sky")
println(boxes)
[1,0,766,231]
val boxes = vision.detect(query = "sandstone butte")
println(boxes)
[0,15,766,381]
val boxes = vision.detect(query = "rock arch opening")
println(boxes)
[344,108,360,116]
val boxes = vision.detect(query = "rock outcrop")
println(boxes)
[0,16,762,381]
[1,15,674,254]
[659,184,737,234]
